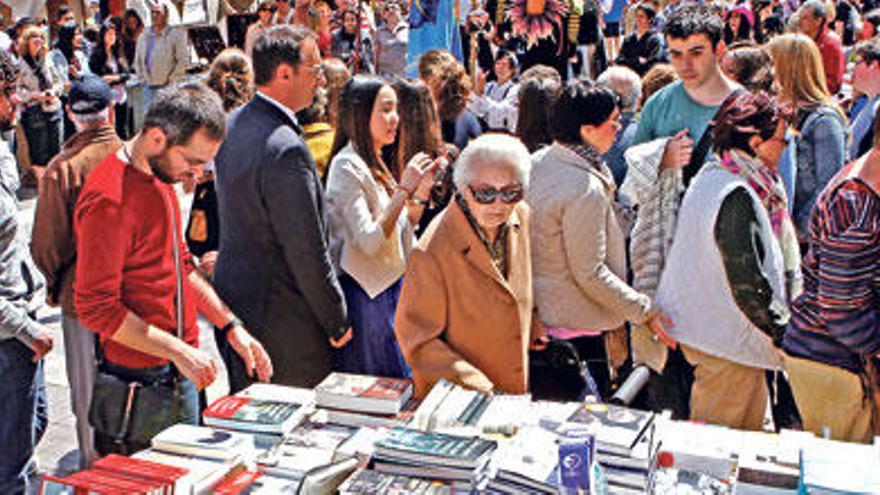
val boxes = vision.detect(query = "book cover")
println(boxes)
[92,453,189,486]
[204,395,304,433]
[132,449,241,495]
[238,383,315,406]
[152,424,253,461]
[375,428,496,469]
[338,469,453,494]
[491,426,559,491]
[214,470,263,495]
[315,373,413,414]
[566,403,655,454]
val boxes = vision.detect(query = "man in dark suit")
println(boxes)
[213,25,349,391]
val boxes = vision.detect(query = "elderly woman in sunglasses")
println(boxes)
[529,80,676,400]
[394,133,547,398]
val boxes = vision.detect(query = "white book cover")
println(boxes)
[151,424,254,461]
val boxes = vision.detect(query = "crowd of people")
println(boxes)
[2,0,880,492]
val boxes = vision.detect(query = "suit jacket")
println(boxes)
[30,125,122,316]
[213,94,347,390]
[394,199,538,398]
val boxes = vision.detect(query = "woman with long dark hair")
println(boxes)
[120,10,144,68]
[325,76,438,377]
[89,19,131,138]
[723,6,754,46]
[17,25,64,172]
[515,67,562,153]
[52,23,90,140]
[393,78,454,235]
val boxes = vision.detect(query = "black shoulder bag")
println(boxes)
[89,187,195,452]
[681,88,747,188]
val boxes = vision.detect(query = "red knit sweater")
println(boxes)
[74,150,198,368]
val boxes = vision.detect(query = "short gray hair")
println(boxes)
[453,134,532,191]
[801,0,828,20]
[597,66,641,112]
[70,107,111,129]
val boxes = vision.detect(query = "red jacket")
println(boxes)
[816,27,845,94]
[74,150,199,368]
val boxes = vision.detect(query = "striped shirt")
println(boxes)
[782,177,880,373]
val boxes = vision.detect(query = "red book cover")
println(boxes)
[94,454,189,485]
[213,470,263,495]
[362,378,412,400]
[62,470,148,494]
[203,395,252,420]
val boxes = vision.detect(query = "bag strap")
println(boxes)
[166,187,185,343]
[682,88,746,188]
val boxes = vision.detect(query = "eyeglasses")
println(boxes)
[468,184,524,205]
[260,6,277,12]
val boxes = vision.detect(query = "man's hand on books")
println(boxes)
[27,329,55,362]
[330,327,353,348]
[174,346,218,391]
[227,325,273,382]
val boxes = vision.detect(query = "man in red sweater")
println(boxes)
[797,0,845,94]
[74,84,273,455]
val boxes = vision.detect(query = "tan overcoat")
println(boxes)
[394,200,540,398]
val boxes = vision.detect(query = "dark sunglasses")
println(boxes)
[468,184,524,205]
[260,6,278,12]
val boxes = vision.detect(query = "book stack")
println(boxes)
[313,372,415,428]
[131,449,245,495]
[40,454,188,495]
[410,379,492,432]
[562,402,658,492]
[151,424,256,462]
[486,426,560,494]
[257,421,358,481]
[203,395,308,435]
[338,468,457,494]
[369,427,497,490]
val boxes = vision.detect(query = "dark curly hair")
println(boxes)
[664,4,724,49]
[206,48,254,112]
[722,44,774,92]
[711,90,781,155]
[433,59,472,122]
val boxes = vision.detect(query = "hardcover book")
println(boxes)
[374,427,497,470]
[203,395,306,434]
[315,373,413,415]
[338,469,454,494]
[151,424,254,461]
[565,402,655,456]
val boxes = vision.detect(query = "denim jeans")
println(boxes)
[0,340,47,495]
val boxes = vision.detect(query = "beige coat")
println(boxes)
[394,200,539,398]
[528,143,651,331]
[325,144,413,298]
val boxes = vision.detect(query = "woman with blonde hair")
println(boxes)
[17,25,64,174]
[767,33,848,241]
